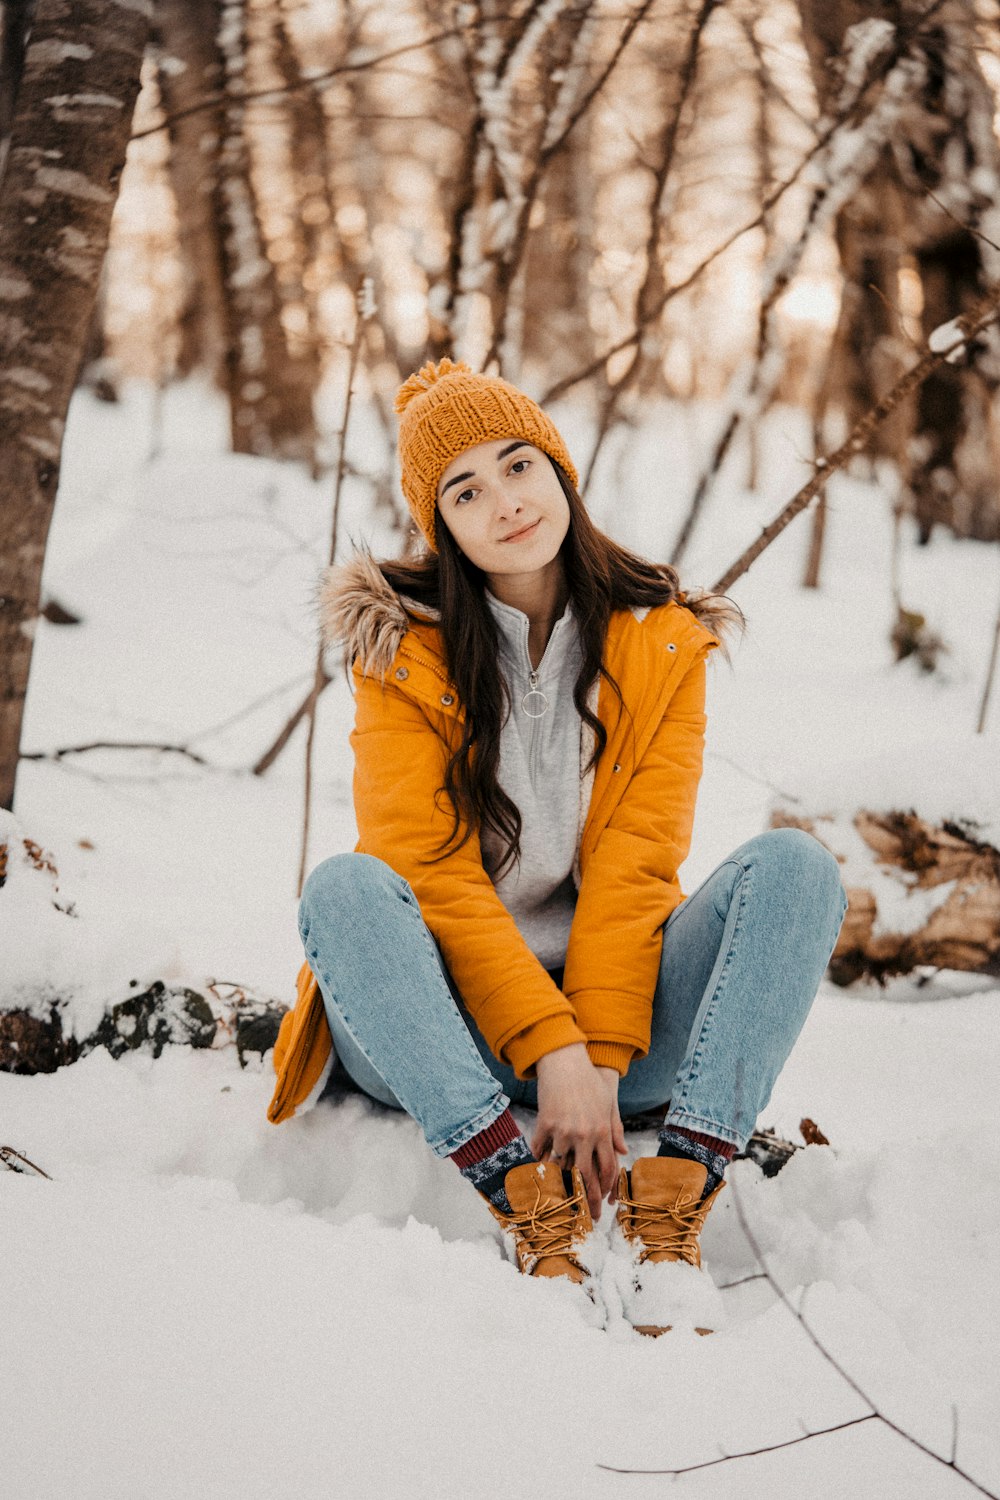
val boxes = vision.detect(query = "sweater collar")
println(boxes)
[484,587,577,679]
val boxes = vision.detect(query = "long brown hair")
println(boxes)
[378,463,743,876]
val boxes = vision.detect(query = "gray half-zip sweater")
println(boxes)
[479,588,585,968]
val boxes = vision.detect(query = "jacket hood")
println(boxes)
[319,550,435,682]
[318,549,742,680]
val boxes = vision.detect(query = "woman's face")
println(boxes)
[435,437,570,578]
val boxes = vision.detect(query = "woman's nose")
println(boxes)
[493,486,522,520]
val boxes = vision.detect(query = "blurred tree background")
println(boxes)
[89,0,1000,544]
[3,0,1000,812]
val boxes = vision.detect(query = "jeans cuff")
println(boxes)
[429,1095,511,1158]
[664,1108,744,1152]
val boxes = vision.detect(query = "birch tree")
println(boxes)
[153,0,317,460]
[799,0,1000,542]
[0,0,150,812]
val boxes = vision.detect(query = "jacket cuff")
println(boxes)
[587,1040,634,1075]
[503,1013,589,1080]
[564,985,652,1056]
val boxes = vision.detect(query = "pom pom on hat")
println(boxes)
[394,356,578,551]
[394,357,473,415]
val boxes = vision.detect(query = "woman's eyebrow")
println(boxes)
[440,441,531,498]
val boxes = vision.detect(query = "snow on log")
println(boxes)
[769,737,1000,985]
[0,810,284,1074]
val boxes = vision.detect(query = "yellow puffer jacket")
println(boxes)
[267,554,722,1124]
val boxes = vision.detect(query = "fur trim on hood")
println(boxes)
[318,550,743,681]
[675,588,744,660]
[319,551,435,682]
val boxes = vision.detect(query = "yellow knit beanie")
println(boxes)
[394,357,578,551]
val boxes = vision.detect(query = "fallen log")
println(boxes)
[771,806,1000,985]
[1,810,286,1074]
[0,983,286,1075]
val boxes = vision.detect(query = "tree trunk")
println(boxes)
[520,119,595,386]
[154,0,230,383]
[154,0,317,461]
[797,0,1000,542]
[0,0,33,183]
[0,0,149,813]
[263,1,330,460]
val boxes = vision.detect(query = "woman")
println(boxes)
[268,357,848,1334]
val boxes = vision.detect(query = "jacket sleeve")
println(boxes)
[350,669,588,1078]
[562,647,713,1075]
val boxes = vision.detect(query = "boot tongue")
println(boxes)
[632,1156,708,1208]
[504,1161,572,1214]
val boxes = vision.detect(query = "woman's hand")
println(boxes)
[531,1044,627,1219]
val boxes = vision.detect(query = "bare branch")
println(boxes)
[20,741,210,767]
[977,570,1000,734]
[187,674,313,749]
[597,1414,879,1476]
[297,282,368,896]
[711,283,1000,595]
[0,1146,52,1179]
[539,0,658,166]
[252,679,329,778]
[598,1158,995,1492]
[725,1178,999,1499]
[581,0,717,490]
[541,0,952,405]
[923,187,1000,260]
[132,25,473,142]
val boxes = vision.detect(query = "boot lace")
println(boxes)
[621,1185,712,1267]
[505,1178,587,1274]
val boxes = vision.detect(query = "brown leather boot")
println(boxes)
[487,1160,594,1283]
[614,1156,725,1336]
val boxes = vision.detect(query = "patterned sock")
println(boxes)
[450,1108,535,1214]
[658,1124,736,1198]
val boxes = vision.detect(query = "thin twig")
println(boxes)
[718,1271,767,1290]
[297,281,369,897]
[252,678,329,778]
[580,0,717,491]
[187,672,313,750]
[539,0,657,167]
[672,28,925,567]
[131,27,473,142]
[542,0,950,406]
[0,1147,52,1179]
[20,741,210,766]
[923,188,1000,260]
[726,1180,997,1498]
[976,565,1000,734]
[598,1414,879,1475]
[599,1181,997,1494]
[711,281,1000,594]
[704,749,802,804]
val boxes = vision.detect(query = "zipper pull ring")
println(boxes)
[521,670,549,718]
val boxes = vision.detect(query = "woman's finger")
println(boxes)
[596,1132,618,1201]
[576,1130,613,1219]
[531,1116,556,1159]
[573,1150,603,1220]
[611,1103,627,1158]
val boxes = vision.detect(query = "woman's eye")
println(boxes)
[510,459,529,474]
[456,487,475,505]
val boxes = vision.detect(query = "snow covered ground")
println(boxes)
[2,379,999,1499]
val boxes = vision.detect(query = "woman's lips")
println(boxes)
[501,518,540,543]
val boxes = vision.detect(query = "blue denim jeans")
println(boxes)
[297,828,848,1156]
